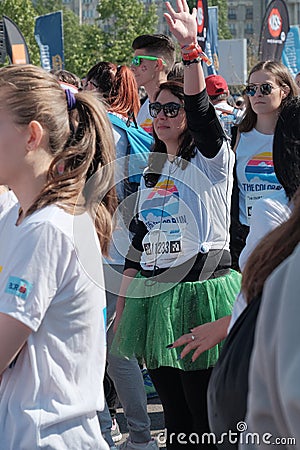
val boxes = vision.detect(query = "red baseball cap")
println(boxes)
[205,75,228,96]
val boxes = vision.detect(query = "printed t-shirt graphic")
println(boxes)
[244,151,281,224]
[236,129,282,226]
[140,179,184,268]
[137,99,153,135]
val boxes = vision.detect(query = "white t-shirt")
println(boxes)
[0,190,17,216]
[0,204,108,450]
[235,129,282,225]
[137,98,153,135]
[138,143,234,271]
[228,190,291,332]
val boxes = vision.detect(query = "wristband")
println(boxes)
[181,42,212,66]
[182,57,201,66]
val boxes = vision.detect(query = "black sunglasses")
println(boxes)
[149,102,184,118]
[245,83,278,97]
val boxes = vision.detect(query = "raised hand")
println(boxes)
[164,0,198,46]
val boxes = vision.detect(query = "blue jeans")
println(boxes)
[98,264,151,444]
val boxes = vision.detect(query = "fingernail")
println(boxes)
[177,354,182,361]
[189,328,193,333]
[166,343,173,349]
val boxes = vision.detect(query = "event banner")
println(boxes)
[205,6,219,75]
[258,0,290,61]
[196,0,209,51]
[2,15,30,64]
[34,11,64,71]
[282,26,300,76]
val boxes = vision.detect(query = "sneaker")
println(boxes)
[141,368,158,399]
[111,418,122,443]
[118,438,159,449]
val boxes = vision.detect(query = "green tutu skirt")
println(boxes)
[111,269,241,371]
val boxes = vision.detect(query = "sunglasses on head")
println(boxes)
[245,83,278,97]
[131,55,166,67]
[149,102,184,118]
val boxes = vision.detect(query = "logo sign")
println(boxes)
[5,276,33,300]
[197,0,205,34]
[268,8,282,38]
[258,0,289,61]
[196,0,208,50]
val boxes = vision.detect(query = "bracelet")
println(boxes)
[181,42,212,66]
[182,57,201,66]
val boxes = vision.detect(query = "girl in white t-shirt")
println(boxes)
[230,60,298,270]
[0,65,117,449]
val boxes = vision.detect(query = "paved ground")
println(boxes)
[116,396,166,447]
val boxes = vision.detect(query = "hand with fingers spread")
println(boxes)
[168,316,231,362]
[164,0,198,46]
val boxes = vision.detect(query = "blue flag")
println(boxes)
[205,7,219,75]
[34,11,64,71]
[282,26,300,76]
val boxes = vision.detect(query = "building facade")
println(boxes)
[62,0,99,25]
[228,0,300,40]
[61,0,300,37]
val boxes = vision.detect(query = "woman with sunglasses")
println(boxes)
[230,60,298,270]
[112,1,241,448]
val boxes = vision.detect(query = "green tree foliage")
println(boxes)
[0,0,158,76]
[0,0,40,65]
[97,0,158,64]
[208,0,231,40]
[187,0,231,40]
[35,0,103,77]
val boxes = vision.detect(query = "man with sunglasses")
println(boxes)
[131,34,176,134]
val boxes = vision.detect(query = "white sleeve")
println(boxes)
[0,190,18,215]
[239,197,291,271]
[0,223,74,331]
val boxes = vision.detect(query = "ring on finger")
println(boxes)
[191,334,195,341]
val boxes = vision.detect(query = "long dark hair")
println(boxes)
[144,81,196,187]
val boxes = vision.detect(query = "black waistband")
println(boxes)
[140,249,231,283]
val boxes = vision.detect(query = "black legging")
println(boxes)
[148,367,217,450]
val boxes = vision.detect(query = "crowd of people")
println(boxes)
[0,1,300,449]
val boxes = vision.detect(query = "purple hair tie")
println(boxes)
[65,88,77,111]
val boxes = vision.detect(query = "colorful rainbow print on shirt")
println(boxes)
[245,152,278,185]
[140,179,179,223]
[139,118,153,135]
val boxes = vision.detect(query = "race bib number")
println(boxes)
[142,228,182,266]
